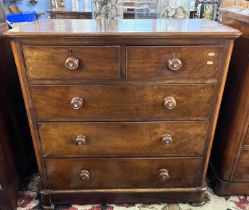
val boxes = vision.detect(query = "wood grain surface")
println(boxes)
[23,46,121,80]
[211,9,249,195]
[127,46,222,81]
[3,19,240,38]
[30,84,215,121]
[39,121,208,157]
[46,157,202,189]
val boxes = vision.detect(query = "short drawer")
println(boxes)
[127,46,222,81]
[39,121,208,157]
[23,46,120,80]
[234,149,249,181]
[30,84,215,121]
[46,158,201,189]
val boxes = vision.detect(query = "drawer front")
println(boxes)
[46,158,201,189]
[127,46,222,80]
[31,85,215,121]
[234,150,249,181]
[23,46,120,80]
[39,121,208,157]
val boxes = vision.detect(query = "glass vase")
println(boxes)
[92,0,123,20]
[158,0,191,19]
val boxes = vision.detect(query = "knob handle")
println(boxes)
[71,97,83,110]
[80,170,90,182]
[168,58,182,71]
[75,135,87,146]
[65,56,80,71]
[159,169,169,182]
[163,96,176,110]
[162,134,172,145]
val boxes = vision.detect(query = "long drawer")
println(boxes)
[30,84,215,121]
[39,121,208,157]
[23,46,121,80]
[46,158,201,189]
[127,46,222,81]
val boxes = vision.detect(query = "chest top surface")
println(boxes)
[4,19,240,38]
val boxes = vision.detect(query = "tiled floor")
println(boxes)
[17,173,249,210]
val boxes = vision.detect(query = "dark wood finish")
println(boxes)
[234,149,249,181]
[0,40,34,178]
[3,19,239,38]
[30,85,215,121]
[3,19,239,207]
[46,158,202,189]
[0,9,19,208]
[23,46,121,80]
[39,121,208,157]
[46,187,207,204]
[48,9,92,19]
[219,10,249,38]
[47,8,146,20]
[214,178,249,196]
[211,9,249,195]
[0,2,35,209]
[127,46,222,81]
[0,110,18,210]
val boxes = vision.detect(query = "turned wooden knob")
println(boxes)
[159,169,169,182]
[168,58,182,71]
[162,134,172,145]
[163,96,176,110]
[65,56,80,70]
[71,97,83,110]
[80,170,90,182]
[75,135,87,146]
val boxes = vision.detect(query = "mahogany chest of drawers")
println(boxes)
[4,19,239,208]
[211,9,249,195]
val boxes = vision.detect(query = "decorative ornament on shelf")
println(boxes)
[195,0,220,20]
[29,0,38,5]
[92,0,124,20]
[8,3,21,13]
[158,0,191,19]
[58,0,65,7]
[51,0,65,8]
